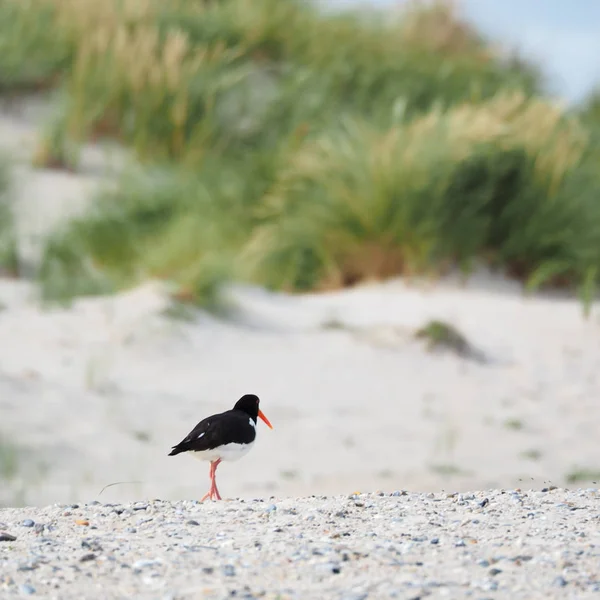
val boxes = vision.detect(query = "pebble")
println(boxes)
[19,584,36,595]
[81,538,103,552]
[21,520,35,528]
[133,559,162,570]
[0,532,17,542]
[319,562,341,575]
[80,553,97,562]
[222,565,236,577]
[553,576,568,587]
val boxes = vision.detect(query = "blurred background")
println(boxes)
[1,0,600,507]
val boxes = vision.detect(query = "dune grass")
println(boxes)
[0,154,17,276]
[0,0,71,92]
[1,0,598,311]
[246,93,600,298]
[38,167,242,307]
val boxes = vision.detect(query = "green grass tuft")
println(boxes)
[0,434,19,480]
[565,468,600,485]
[0,154,17,276]
[38,167,241,308]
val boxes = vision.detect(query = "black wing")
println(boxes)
[168,410,255,456]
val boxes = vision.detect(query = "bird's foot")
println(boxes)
[200,483,222,502]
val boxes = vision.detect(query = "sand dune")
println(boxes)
[1,98,600,507]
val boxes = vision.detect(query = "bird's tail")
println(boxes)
[168,445,186,456]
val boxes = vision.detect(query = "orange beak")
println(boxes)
[258,409,273,429]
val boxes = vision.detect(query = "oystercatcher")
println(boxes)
[168,394,273,501]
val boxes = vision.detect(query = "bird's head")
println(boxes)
[234,394,273,429]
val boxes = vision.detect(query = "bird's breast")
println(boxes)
[192,441,255,463]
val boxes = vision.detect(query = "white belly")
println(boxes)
[192,441,255,463]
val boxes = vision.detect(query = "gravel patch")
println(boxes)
[1,489,599,599]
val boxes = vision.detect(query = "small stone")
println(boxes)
[19,584,36,595]
[186,520,199,526]
[82,539,103,552]
[479,498,490,508]
[489,568,502,576]
[80,553,97,562]
[0,532,17,542]
[265,504,277,513]
[430,538,439,545]
[202,567,214,575]
[318,562,341,575]
[133,559,162,570]
[554,576,568,587]
[33,524,45,535]
[21,520,35,528]
[478,559,490,567]
[455,539,466,547]
[222,565,236,577]
[126,527,137,534]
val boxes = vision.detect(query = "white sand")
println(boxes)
[1,97,600,507]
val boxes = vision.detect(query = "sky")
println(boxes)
[321,0,600,104]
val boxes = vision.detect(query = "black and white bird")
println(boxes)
[168,394,273,501]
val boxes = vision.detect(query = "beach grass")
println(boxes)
[1,0,599,310]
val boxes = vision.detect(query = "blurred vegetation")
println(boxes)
[0,0,599,310]
[0,154,17,276]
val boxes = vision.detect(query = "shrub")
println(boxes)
[27,0,600,313]
[0,0,71,92]
[38,167,241,307]
[4,0,543,162]
[244,92,598,295]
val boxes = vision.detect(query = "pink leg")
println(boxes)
[211,459,223,500]
[200,459,223,502]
